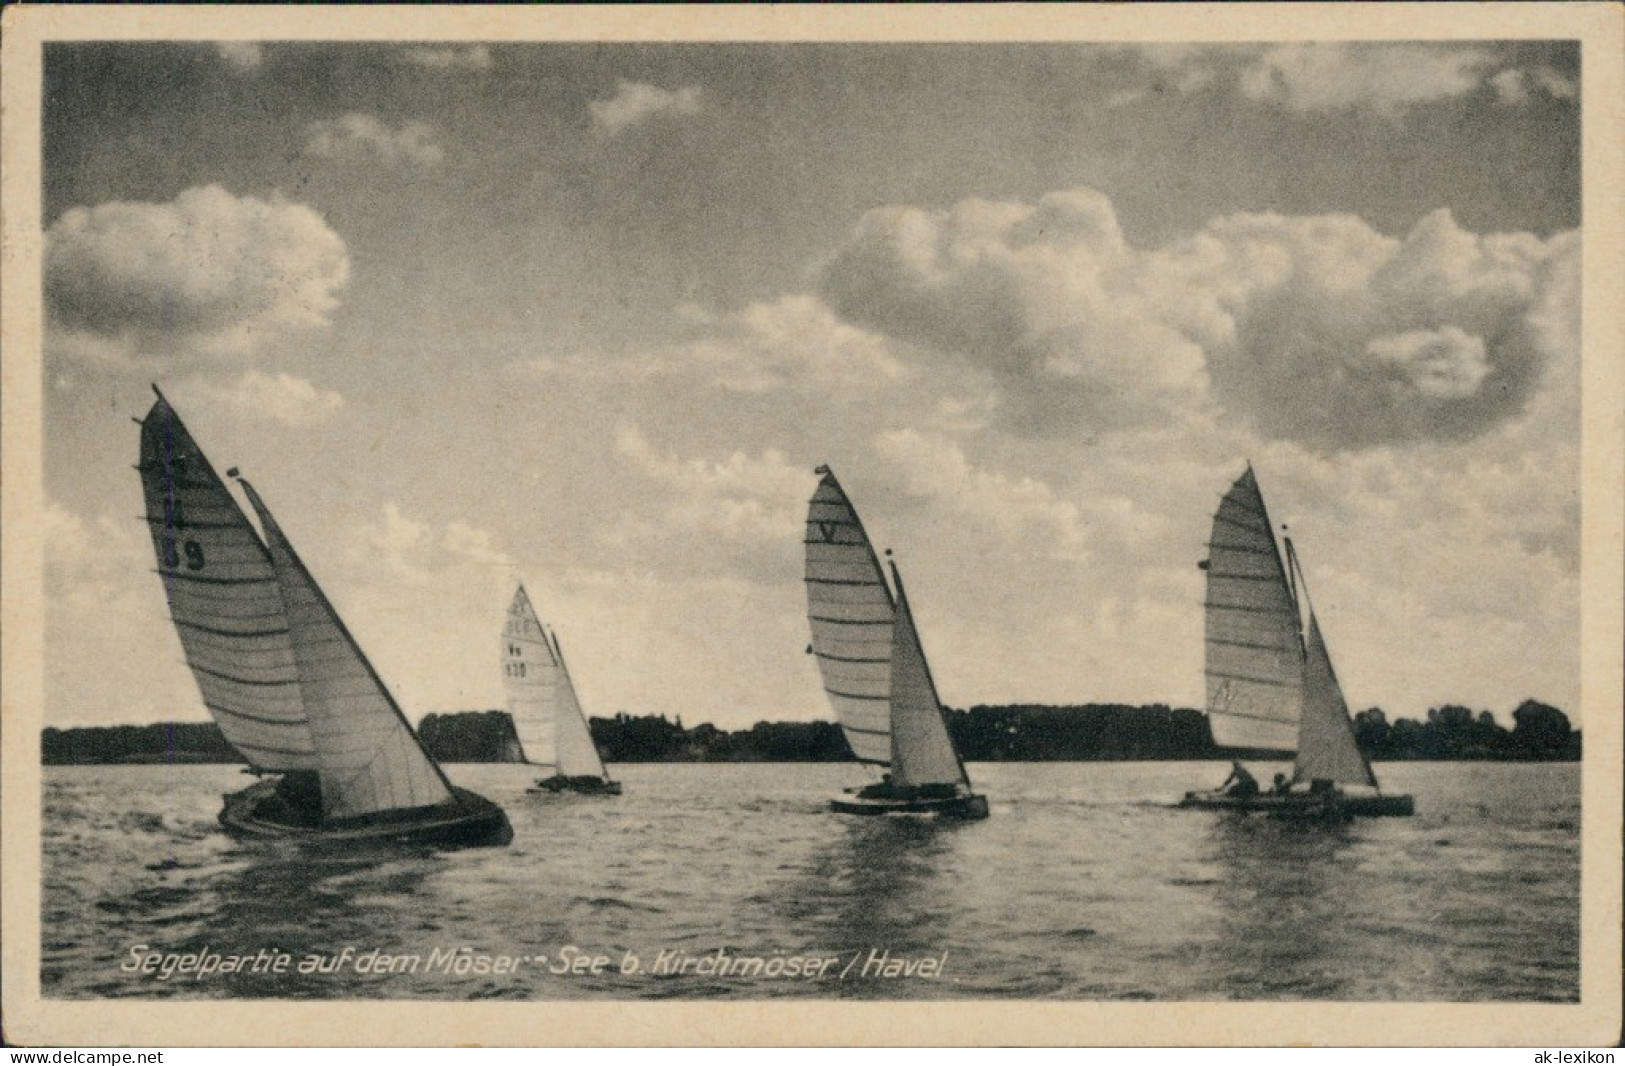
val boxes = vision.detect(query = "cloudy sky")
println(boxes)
[41,39,1582,733]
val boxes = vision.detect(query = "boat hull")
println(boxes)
[527,774,622,796]
[219,779,513,847]
[1178,788,1413,819]
[1339,793,1415,817]
[830,790,989,820]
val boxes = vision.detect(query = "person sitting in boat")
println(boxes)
[1220,760,1259,798]
[1272,773,1291,795]
[859,773,900,801]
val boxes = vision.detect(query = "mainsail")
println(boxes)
[501,585,608,780]
[138,393,316,771]
[1203,466,1303,752]
[1203,466,1378,788]
[502,586,558,765]
[804,468,896,765]
[240,480,457,819]
[886,564,970,789]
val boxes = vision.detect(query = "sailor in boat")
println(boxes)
[1271,773,1291,795]
[1219,760,1260,798]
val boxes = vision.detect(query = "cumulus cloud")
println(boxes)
[397,44,492,72]
[1110,43,1575,115]
[871,430,1091,563]
[1530,66,1579,100]
[1185,208,1574,447]
[1491,65,1579,107]
[45,500,147,603]
[615,425,806,548]
[1238,43,1496,114]
[215,42,264,72]
[351,504,435,586]
[303,113,445,167]
[820,186,1576,451]
[590,81,703,138]
[820,187,1210,437]
[171,370,345,427]
[45,497,205,727]
[673,296,909,392]
[504,349,670,386]
[507,296,906,394]
[312,503,517,713]
[46,185,350,368]
[1365,326,1490,400]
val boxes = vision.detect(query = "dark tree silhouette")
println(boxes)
[42,699,1580,764]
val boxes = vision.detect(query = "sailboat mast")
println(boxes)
[1250,468,1304,659]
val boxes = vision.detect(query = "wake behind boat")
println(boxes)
[804,466,988,820]
[502,584,621,796]
[1179,466,1414,819]
[137,388,512,848]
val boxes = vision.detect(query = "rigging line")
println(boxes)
[174,619,292,640]
[1211,512,1267,535]
[201,702,312,733]
[155,569,279,587]
[1222,497,1268,520]
[138,516,245,530]
[1204,600,1292,616]
[191,663,302,688]
[1208,668,1295,688]
[1209,707,1299,726]
[1208,542,1276,556]
[1206,636,1295,653]
[815,651,890,664]
[825,687,889,702]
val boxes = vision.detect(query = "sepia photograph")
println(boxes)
[2,3,1620,1048]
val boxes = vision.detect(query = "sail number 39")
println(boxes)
[164,538,206,571]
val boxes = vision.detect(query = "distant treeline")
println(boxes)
[1352,702,1580,762]
[42,700,1579,765]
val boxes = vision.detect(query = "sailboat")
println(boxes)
[501,584,621,795]
[137,387,513,847]
[1179,466,1414,818]
[804,466,988,819]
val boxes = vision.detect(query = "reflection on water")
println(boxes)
[43,762,1580,1001]
[782,816,971,997]
[1203,815,1359,999]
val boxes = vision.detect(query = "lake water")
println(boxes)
[41,761,1579,1001]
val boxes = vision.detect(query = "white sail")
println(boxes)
[1203,467,1303,752]
[1296,608,1379,787]
[240,480,456,820]
[502,585,559,766]
[887,565,969,789]
[501,585,607,779]
[804,468,895,765]
[551,635,610,780]
[138,393,316,771]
